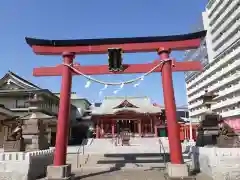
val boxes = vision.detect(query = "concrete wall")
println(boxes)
[191,146,240,180]
[0,149,54,180]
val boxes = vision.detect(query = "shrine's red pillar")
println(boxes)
[154,117,158,137]
[150,119,153,134]
[133,122,136,134]
[186,125,190,140]
[96,120,100,139]
[101,120,104,138]
[159,48,183,164]
[53,52,75,166]
[154,124,158,137]
[112,120,115,138]
[138,120,142,137]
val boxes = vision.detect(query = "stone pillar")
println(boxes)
[23,113,49,151]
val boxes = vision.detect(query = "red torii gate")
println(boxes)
[25,30,205,169]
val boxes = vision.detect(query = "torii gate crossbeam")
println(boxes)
[25,31,206,177]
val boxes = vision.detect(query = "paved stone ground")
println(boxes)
[73,169,213,180]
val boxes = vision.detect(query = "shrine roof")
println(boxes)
[91,96,162,115]
[0,104,16,120]
[0,71,41,90]
[0,71,61,101]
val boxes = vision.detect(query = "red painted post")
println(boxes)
[53,52,75,166]
[112,121,115,138]
[159,47,183,164]
[96,120,100,139]
[138,121,142,137]
[101,120,104,138]
[154,124,158,137]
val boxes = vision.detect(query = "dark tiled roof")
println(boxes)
[7,71,41,89]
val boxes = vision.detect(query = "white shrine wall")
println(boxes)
[0,149,54,180]
[191,146,240,180]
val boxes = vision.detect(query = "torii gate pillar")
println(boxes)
[45,52,75,180]
[53,52,75,166]
[159,48,189,178]
[158,48,183,164]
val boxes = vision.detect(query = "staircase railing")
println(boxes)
[76,141,85,168]
[159,138,167,166]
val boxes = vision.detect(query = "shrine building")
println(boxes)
[90,96,194,139]
[0,71,91,147]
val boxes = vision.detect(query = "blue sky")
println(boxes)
[0,0,207,105]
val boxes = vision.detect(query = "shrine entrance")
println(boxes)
[116,119,153,137]
[117,120,135,133]
[25,30,206,169]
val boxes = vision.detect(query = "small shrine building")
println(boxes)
[91,96,162,138]
[91,96,197,140]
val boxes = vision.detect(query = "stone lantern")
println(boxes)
[22,93,49,151]
[196,90,221,146]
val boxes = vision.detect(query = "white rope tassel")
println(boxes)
[120,83,124,89]
[113,90,118,94]
[113,83,124,94]
[101,84,108,91]
[134,76,144,87]
[63,58,170,86]
[99,84,108,96]
[84,80,91,88]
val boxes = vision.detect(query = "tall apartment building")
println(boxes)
[184,0,240,120]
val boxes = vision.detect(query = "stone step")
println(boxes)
[67,153,192,171]
[81,163,166,169]
[84,153,168,167]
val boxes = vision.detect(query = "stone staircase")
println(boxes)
[77,153,168,170]
[66,138,193,170]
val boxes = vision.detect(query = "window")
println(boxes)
[16,99,28,108]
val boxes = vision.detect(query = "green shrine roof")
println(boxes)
[91,96,162,115]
